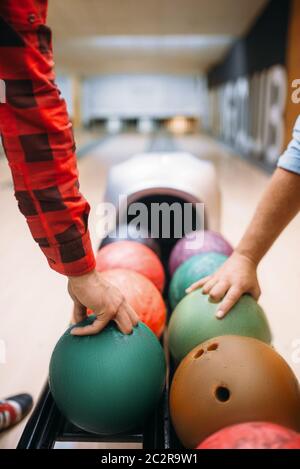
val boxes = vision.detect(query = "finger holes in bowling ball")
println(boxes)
[207,343,218,351]
[215,386,231,403]
[194,349,204,359]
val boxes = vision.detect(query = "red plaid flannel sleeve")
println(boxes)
[0,0,96,276]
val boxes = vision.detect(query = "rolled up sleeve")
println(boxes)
[278,116,300,175]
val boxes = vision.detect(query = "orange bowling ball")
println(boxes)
[170,335,300,448]
[99,269,167,337]
[96,241,165,292]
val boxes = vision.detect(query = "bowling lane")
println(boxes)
[75,132,149,248]
[85,132,150,166]
[175,133,300,377]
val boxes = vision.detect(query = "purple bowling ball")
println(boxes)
[168,230,233,276]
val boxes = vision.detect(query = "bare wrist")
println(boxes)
[68,269,98,285]
[233,248,260,267]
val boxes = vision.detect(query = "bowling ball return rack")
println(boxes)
[18,255,185,449]
[17,339,183,449]
[18,280,182,450]
[17,379,174,449]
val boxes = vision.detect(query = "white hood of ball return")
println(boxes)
[105,152,221,232]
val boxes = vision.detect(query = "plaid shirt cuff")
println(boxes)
[42,230,96,276]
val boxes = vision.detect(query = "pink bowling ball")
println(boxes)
[169,230,233,276]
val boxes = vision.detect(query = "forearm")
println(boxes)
[236,168,300,265]
[0,1,95,275]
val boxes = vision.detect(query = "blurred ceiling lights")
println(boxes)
[65,35,233,51]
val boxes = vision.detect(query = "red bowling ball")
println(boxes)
[98,269,166,337]
[96,241,165,292]
[197,422,300,449]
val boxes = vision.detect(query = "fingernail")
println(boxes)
[216,310,224,319]
[70,328,77,335]
[185,287,192,293]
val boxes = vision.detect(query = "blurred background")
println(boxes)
[1,0,300,448]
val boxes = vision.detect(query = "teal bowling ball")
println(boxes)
[169,252,228,309]
[49,317,166,435]
[168,290,272,363]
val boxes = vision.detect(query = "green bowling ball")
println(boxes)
[49,317,166,435]
[168,290,272,363]
[169,252,228,309]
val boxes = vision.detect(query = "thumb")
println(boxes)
[71,314,109,336]
[249,283,261,300]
